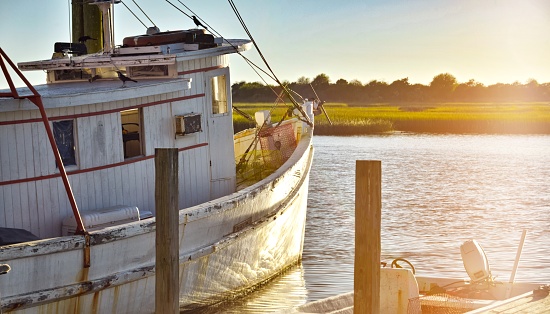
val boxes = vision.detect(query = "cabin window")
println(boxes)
[121,109,144,158]
[211,74,228,114]
[53,120,77,166]
[128,65,169,78]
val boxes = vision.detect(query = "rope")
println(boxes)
[233,106,254,122]
[227,0,312,126]
[165,0,192,19]
[131,0,157,27]
[158,0,313,174]
[121,0,148,29]
[162,0,283,100]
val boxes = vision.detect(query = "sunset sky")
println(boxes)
[1,0,549,89]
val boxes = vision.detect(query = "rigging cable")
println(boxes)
[131,0,157,27]
[120,0,148,29]
[164,0,191,18]
[163,0,284,99]
[227,0,312,126]
[161,1,313,178]
[161,0,310,169]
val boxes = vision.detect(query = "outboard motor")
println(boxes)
[460,239,492,282]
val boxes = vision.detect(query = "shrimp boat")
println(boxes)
[0,1,315,312]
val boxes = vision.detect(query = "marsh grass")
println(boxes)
[233,102,550,135]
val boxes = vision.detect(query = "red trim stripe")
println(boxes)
[178,65,223,75]
[0,93,205,126]
[0,143,208,186]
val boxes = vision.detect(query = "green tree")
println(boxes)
[296,76,310,85]
[335,78,348,85]
[349,79,363,86]
[312,73,330,89]
[389,77,410,100]
[430,73,457,100]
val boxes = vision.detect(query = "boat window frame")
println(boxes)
[52,119,78,168]
[207,68,230,117]
[121,108,145,159]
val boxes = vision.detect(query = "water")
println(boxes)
[203,133,550,313]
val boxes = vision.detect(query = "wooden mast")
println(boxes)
[72,1,103,53]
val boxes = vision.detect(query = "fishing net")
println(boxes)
[235,123,297,186]
[420,293,474,313]
[258,123,297,168]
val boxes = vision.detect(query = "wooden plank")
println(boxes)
[20,183,31,231]
[0,187,5,227]
[79,109,92,169]
[470,289,550,313]
[155,148,179,314]
[6,124,17,180]
[22,111,35,178]
[0,125,11,181]
[354,160,382,314]
[34,180,45,237]
[78,172,89,211]
[182,151,190,208]
[102,112,113,164]
[34,122,48,176]
[47,176,59,237]
[146,159,155,212]
[114,112,124,162]
[93,169,103,210]
[121,163,131,209]
[114,164,123,205]
[107,167,116,207]
[189,149,198,205]
[43,178,55,238]
[53,177,64,237]
[27,181,39,234]
[68,174,80,219]
[141,160,149,212]
[86,171,96,212]
[199,148,209,203]
[91,115,107,167]
[2,185,13,228]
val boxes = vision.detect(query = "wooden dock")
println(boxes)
[468,285,550,314]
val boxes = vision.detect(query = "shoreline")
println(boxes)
[233,102,550,135]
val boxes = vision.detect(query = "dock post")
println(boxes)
[155,148,179,314]
[0,264,10,314]
[354,160,381,314]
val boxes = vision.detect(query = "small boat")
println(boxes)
[0,1,316,313]
[283,239,548,313]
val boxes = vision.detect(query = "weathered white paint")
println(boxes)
[0,128,313,313]
[0,41,320,313]
[0,38,315,313]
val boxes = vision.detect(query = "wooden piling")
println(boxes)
[354,160,381,314]
[155,148,179,314]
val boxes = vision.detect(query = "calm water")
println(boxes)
[202,134,550,313]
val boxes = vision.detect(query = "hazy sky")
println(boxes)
[1,0,549,89]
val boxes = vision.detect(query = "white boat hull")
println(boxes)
[0,133,313,313]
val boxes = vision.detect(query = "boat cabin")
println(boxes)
[0,25,252,240]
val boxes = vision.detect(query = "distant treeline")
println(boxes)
[232,73,550,103]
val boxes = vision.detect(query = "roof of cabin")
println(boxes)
[0,39,251,112]
[0,78,190,112]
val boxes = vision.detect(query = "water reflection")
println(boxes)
[205,134,550,312]
[196,265,308,313]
